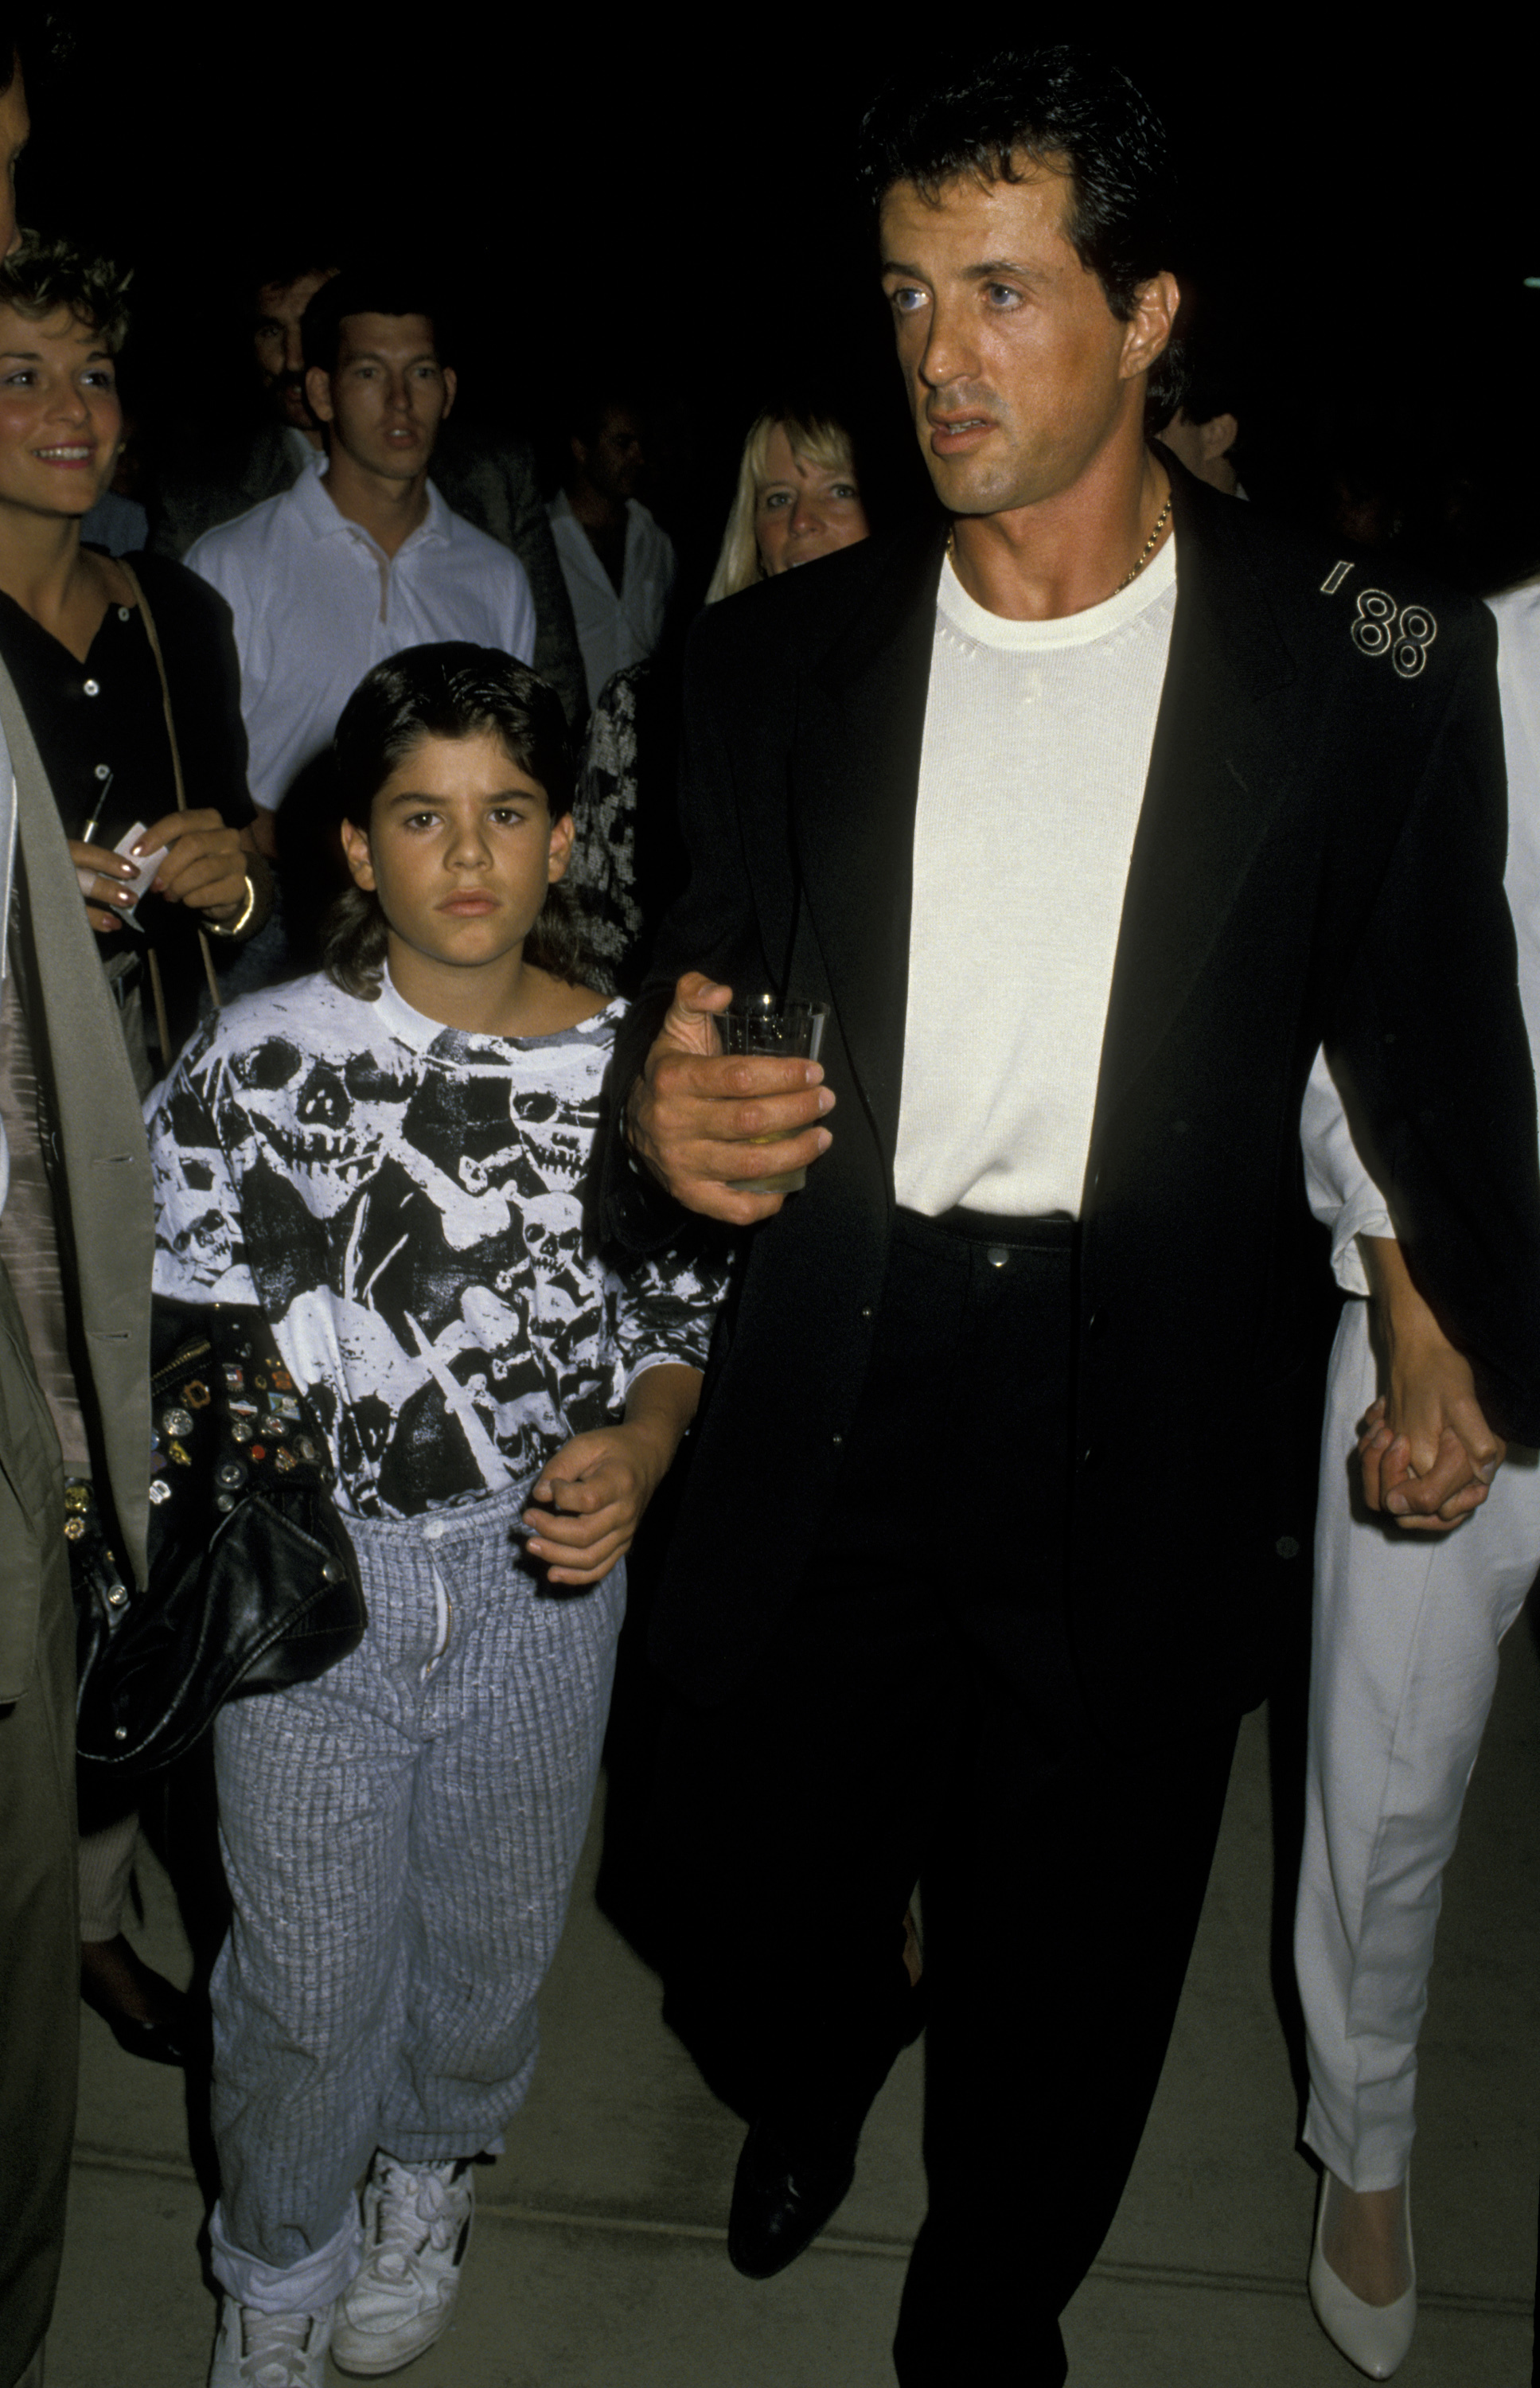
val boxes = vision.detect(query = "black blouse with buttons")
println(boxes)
[0,552,255,1058]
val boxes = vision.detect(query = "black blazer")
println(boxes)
[606,463,1540,1727]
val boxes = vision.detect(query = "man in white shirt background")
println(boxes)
[153,252,587,730]
[186,268,537,973]
[548,391,676,709]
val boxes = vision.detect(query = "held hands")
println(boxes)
[626,970,835,1226]
[1358,1236,1505,1531]
[69,808,251,935]
[1358,1384,1503,1532]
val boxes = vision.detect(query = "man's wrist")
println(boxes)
[1362,1234,1451,1350]
[1380,1288,1457,1371]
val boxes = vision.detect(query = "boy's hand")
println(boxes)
[522,1364,702,1586]
[522,1420,673,1586]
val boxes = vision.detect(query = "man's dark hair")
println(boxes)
[301,269,449,378]
[251,254,337,305]
[326,643,587,997]
[857,45,1185,415]
[0,6,67,89]
[1175,363,1244,434]
[564,388,641,452]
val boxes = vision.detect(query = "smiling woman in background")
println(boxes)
[0,234,267,1071]
[0,232,267,2078]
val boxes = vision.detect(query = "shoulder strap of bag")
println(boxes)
[116,559,222,1028]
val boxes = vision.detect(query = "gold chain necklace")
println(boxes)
[945,485,1174,598]
[1116,487,1173,590]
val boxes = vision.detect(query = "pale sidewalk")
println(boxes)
[46,1614,1540,2386]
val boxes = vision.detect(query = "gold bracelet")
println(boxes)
[205,873,256,938]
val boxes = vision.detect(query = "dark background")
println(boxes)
[24,12,1540,596]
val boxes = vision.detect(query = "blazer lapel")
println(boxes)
[792,519,946,1162]
[1090,471,1299,1150]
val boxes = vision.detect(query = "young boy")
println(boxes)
[147,644,722,2386]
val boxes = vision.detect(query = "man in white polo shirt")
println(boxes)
[186,271,536,862]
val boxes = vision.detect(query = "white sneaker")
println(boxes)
[208,2297,334,2387]
[330,2154,474,2378]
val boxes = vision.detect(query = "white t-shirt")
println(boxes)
[186,469,537,812]
[894,535,1177,1219]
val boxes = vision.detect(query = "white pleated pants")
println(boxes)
[1296,1296,1540,2191]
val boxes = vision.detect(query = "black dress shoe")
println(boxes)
[727,2121,857,2280]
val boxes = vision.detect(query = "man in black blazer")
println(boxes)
[596,46,1540,2387]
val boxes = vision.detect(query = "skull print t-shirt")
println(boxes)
[146,968,725,1520]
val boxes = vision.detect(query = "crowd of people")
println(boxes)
[3,23,1539,2388]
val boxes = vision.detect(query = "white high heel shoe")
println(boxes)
[1308,2169,1417,2379]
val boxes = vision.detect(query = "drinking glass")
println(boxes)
[720,996,828,1194]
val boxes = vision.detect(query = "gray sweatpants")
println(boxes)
[206,1482,624,2313]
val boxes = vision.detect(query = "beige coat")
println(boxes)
[0,653,154,2380]
[0,663,152,1701]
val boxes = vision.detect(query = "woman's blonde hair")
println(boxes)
[706,408,859,603]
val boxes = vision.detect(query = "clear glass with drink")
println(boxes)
[720,996,828,1194]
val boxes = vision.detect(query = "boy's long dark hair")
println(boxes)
[326,642,589,1000]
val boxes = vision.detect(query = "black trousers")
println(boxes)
[647,1210,1238,2386]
